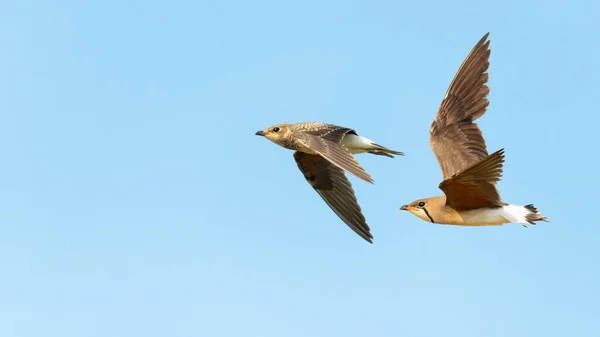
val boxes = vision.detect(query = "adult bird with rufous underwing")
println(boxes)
[399,33,548,227]
[256,122,403,243]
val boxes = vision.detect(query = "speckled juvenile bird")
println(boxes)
[399,33,548,227]
[256,122,403,243]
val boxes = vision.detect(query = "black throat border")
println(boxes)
[423,208,435,223]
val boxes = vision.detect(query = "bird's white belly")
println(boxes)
[460,208,510,226]
[342,134,373,154]
[460,205,531,226]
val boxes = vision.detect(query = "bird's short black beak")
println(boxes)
[255,130,264,136]
[399,205,409,211]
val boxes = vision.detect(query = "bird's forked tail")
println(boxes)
[524,204,548,225]
[368,143,405,158]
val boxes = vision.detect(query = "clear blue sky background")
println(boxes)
[1,0,598,336]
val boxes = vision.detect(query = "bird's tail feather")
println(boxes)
[523,204,549,225]
[368,143,404,158]
[502,204,548,226]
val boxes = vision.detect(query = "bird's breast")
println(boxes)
[273,138,301,152]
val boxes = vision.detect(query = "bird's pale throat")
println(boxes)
[422,207,435,223]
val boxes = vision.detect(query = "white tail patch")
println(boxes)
[460,204,547,226]
[342,134,375,154]
[501,204,531,224]
[502,204,548,224]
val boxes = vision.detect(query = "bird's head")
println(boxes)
[255,124,292,145]
[400,198,438,223]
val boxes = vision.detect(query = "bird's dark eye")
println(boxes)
[272,127,280,132]
[418,202,426,207]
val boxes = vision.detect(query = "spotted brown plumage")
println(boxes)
[294,123,374,183]
[256,121,403,243]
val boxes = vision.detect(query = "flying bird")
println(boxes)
[400,33,548,226]
[256,122,403,243]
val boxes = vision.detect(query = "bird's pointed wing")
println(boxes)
[294,151,373,243]
[297,124,374,184]
[430,33,492,181]
[438,148,505,211]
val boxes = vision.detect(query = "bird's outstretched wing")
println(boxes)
[438,148,505,211]
[294,151,373,243]
[296,123,374,184]
[430,33,493,181]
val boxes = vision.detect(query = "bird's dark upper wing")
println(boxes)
[294,151,373,243]
[438,148,504,211]
[430,33,492,181]
[297,123,374,184]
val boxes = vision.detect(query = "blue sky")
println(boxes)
[1,0,599,336]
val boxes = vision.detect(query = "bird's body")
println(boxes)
[256,121,403,243]
[297,133,393,156]
[262,122,400,155]
[404,195,541,226]
[400,33,547,227]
